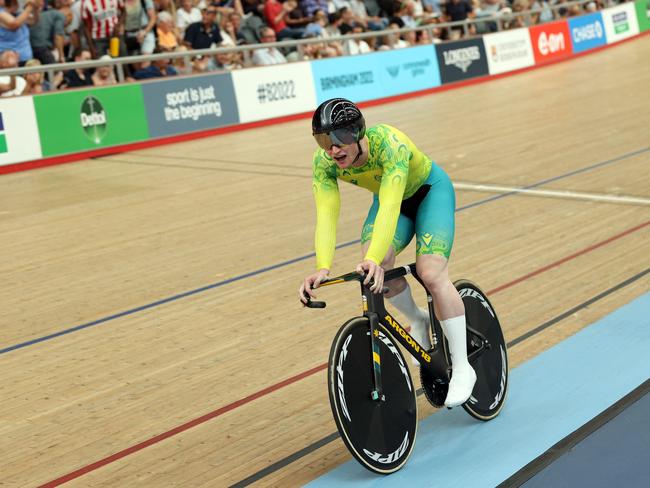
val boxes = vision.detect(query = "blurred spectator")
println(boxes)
[0,0,37,64]
[213,48,242,69]
[378,21,409,49]
[29,0,65,64]
[443,0,475,38]
[156,10,181,50]
[303,8,327,37]
[225,12,246,44]
[343,23,371,54]
[264,0,304,40]
[349,0,387,30]
[176,0,201,36]
[133,46,177,78]
[81,0,126,58]
[61,47,93,87]
[124,0,156,55]
[509,0,531,28]
[252,25,286,64]
[22,58,52,93]
[286,0,310,29]
[191,52,210,72]
[242,0,264,18]
[300,0,327,17]
[171,44,192,74]
[530,0,553,24]
[183,5,223,49]
[0,49,26,96]
[92,54,117,85]
[338,7,356,34]
[219,10,242,45]
[325,10,343,36]
[60,0,82,59]
[474,0,504,33]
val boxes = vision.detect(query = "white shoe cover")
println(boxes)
[444,364,477,407]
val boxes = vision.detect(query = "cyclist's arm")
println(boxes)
[364,144,409,265]
[313,156,340,271]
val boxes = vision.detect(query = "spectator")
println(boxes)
[242,0,264,18]
[226,12,246,44]
[183,5,223,49]
[379,21,410,49]
[300,0,327,17]
[156,10,181,50]
[286,0,310,29]
[303,10,343,54]
[213,49,242,70]
[81,0,126,58]
[22,58,52,93]
[0,0,37,64]
[29,0,66,64]
[421,0,443,17]
[349,0,386,30]
[443,0,474,39]
[474,0,504,34]
[338,7,355,35]
[133,46,177,78]
[91,54,117,85]
[219,11,239,45]
[61,47,93,87]
[0,49,26,96]
[252,26,286,65]
[123,0,156,55]
[344,23,371,55]
[171,44,192,74]
[59,0,82,59]
[176,0,202,36]
[530,0,553,23]
[263,0,304,40]
[325,10,343,36]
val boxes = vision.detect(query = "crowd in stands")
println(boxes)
[0,0,622,95]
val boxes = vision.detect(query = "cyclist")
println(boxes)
[299,98,476,407]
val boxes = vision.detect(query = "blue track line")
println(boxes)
[1,146,648,357]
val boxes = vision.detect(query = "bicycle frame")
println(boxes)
[308,263,453,400]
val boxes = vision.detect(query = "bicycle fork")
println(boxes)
[367,312,386,402]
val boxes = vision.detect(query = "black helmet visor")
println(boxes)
[313,127,360,150]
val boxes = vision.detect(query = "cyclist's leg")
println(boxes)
[361,194,414,297]
[414,164,476,407]
[361,195,428,356]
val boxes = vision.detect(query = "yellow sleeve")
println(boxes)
[313,152,340,271]
[364,140,410,265]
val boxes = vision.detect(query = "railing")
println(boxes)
[0,0,603,89]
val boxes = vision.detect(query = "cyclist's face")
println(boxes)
[326,143,359,168]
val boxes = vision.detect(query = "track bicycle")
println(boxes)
[303,263,509,474]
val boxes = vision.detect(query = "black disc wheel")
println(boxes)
[328,317,417,474]
[454,280,509,420]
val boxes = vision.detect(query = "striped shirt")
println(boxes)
[81,0,124,40]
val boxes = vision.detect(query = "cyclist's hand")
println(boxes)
[299,269,330,304]
[356,260,384,294]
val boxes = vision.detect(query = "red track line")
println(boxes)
[38,219,650,487]
[488,220,650,295]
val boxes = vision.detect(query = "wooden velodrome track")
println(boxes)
[2,35,649,487]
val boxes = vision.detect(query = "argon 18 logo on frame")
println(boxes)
[530,20,573,64]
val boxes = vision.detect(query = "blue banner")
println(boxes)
[569,12,607,53]
[141,73,240,138]
[311,45,440,103]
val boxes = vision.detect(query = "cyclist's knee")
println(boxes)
[416,255,450,295]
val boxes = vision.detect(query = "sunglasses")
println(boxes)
[313,127,360,150]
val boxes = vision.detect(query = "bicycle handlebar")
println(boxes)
[302,263,416,309]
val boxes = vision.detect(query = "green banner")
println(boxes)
[637,0,650,31]
[34,85,149,157]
